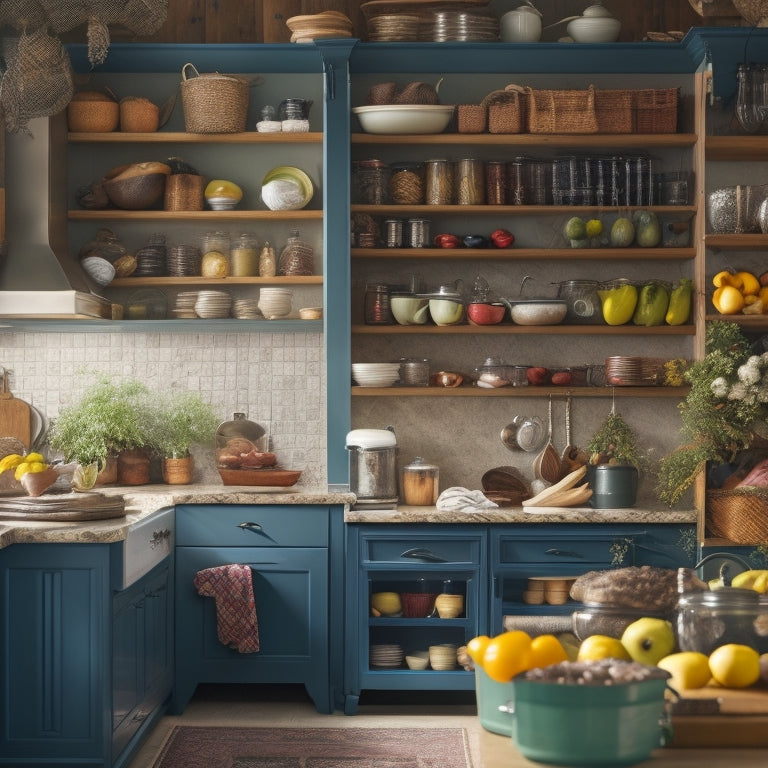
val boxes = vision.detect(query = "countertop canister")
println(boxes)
[402,456,439,505]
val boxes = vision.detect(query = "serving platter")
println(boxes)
[218,468,302,487]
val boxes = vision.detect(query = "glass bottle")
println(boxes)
[258,241,276,277]
[736,63,762,134]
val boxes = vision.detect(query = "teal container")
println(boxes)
[474,666,513,736]
[587,464,638,509]
[507,676,671,767]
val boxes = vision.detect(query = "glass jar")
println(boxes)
[134,233,167,277]
[215,412,268,467]
[402,456,440,505]
[556,279,602,324]
[399,357,430,387]
[424,158,453,205]
[454,158,485,205]
[485,160,507,205]
[572,604,669,642]
[677,588,767,655]
[352,159,390,204]
[384,218,404,248]
[507,157,529,205]
[364,283,392,324]
[278,229,314,276]
[389,162,425,204]
[230,233,259,276]
[201,230,231,257]
[406,217,430,248]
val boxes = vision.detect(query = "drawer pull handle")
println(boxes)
[237,522,276,543]
[545,548,583,558]
[400,547,446,563]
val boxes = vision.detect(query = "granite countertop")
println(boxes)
[0,485,697,549]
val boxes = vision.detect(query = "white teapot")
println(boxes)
[501,3,543,43]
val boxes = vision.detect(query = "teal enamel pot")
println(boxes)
[586,464,638,509]
[503,675,671,766]
[474,666,513,736]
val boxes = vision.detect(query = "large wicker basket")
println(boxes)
[180,63,250,134]
[526,86,598,134]
[635,88,678,134]
[594,89,634,134]
[707,486,768,544]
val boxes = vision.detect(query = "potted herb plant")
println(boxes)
[146,389,218,484]
[586,408,640,509]
[47,374,152,487]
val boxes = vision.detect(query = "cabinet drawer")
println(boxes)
[175,505,329,547]
[361,532,483,565]
[496,535,617,566]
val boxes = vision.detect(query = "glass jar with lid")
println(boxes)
[402,456,440,505]
[352,159,390,204]
[230,233,259,276]
[388,162,425,204]
[215,412,268,468]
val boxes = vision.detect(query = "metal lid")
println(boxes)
[346,427,397,449]
[678,587,760,610]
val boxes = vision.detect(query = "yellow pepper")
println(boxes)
[597,284,638,326]
[736,270,761,296]
[713,270,743,290]
[665,278,693,325]
[712,285,745,315]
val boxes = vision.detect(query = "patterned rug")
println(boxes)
[152,726,473,768]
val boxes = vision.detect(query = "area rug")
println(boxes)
[152,726,473,768]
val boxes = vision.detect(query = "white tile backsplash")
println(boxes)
[0,330,327,487]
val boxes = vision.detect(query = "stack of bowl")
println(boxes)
[352,362,400,388]
[434,593,465,618]
[370,643,404,668]
[405,650,430,670]
[429,643,458,670]
[258,287,293,319]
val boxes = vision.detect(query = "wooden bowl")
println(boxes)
[103,165,169,210]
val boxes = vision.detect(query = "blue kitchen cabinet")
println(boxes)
[0,542,172,768]
[490,523,698,633]
[343,525,488,715]
[172,504,345,715]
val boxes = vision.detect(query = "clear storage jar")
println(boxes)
[424,158,453,204]
[230,233,259,276]
[352,159,390,204]
[402,456,440,505]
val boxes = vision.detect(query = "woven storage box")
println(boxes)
[485,86,527,134]
[164,174,204,211]
[456,103,487,134]
[180,63,250,134]
[526,86,598,134]
[635,88,678,134]
[594,89,634,134]
[706,487,768,544]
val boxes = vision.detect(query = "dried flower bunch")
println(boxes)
[657,321,768,505]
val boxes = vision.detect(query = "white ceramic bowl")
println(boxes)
[566,16,621,43]
[352,105,455,135]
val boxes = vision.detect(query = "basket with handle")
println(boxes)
[484,85,528,134]
[706,486,768,544]
[526,85,598,134]
[180,63,251,133]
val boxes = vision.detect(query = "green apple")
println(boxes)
[620,617,676,665]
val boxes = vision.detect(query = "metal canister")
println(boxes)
[406,218,430,248]
[384,218,404,248]
[346,427,398,506]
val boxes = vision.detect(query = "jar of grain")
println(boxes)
[230,233,259,276]
[389,162,424,204]
[352,159,390,204]
[425,159,453,205]
[402,456,439,505]
[485,160,507,205]
[454,158,485,205]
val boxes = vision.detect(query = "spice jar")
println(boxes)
[230,233,259,276]
[389,162,425,204]
[402,456,440,505]
[425,158,453,205]
[454,158,485,205]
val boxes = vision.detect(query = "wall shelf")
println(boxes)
[352,324,695,336]
[351,248,695,261]
[351,386,688,398]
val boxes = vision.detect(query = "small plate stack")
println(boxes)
[171,291,199,319]
[194,290,232,319]
[232,297,262,319]
[352,362,401,387]
[605,356,666,386]
[370,643,405,668]
[286,11,353,43]
[366,14,422,41]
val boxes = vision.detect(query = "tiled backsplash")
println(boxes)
[0,330,327,487]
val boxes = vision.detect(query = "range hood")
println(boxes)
[0,116,111,319]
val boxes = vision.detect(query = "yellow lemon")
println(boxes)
[712,285,745,315]
[529,634,569,668]
[577,634,631,662]
[585,218,603,238]
[657,651,712,690]
[731,569,768,593]
[709,644,761,688]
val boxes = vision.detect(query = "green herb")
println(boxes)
[587,410,640,468]
[145,389,218,458]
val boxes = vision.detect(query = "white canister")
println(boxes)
[501,6,543,43]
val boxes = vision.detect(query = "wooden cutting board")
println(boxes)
[0,370,31,450]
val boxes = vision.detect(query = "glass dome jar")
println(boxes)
[401,456,440,505]
[215,412,268,468]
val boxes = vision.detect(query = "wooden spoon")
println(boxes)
[560,395,588,478]
[533,395,561,485]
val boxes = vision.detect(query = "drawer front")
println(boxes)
[175,505,329,547]
[496,535,618,566]
[361,531,483,566]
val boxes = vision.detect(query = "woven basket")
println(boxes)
[707,487,768,544]
[526,85,598,134]
[456,103,487,134]
[484,86,527,134]
[594,89,634,134]
[635,88,678,134]
[180,63,250,134]
[164,174,204,211]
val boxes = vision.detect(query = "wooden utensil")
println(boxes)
[0,369,31,450]
[560,395,588,478]
[532,395,561,484]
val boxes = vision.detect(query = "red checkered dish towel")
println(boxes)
[194,564,260,653]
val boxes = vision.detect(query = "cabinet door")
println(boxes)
[173,545,329,713]
[0,544,111,765]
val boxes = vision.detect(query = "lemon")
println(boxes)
[657,651,712,690]
[709,644,761,688]
[585,218,603,238]
[712,285,746,315]
[577,634,631,662]
[564,216,586,241]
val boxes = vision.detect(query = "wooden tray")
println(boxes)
[0,491,126,521]
[218,468,302,487]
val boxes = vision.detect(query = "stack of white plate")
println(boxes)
[366,14,422,42]
[370,643,404,668]
[352,362,401,387]
[233,297,262,319]
[194,290,232,319]
[258,287,293,319]
[172,291,199,319]
[428,643,458,671]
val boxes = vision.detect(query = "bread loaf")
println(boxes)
[570,565,683,612]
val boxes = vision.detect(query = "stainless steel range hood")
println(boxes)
[0,116,111,319]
